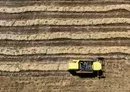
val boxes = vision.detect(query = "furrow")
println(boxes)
[0,0,130,7]
[0,9,130,19]
[0,38,129,47]
[0,52,130,62]
[0,24,129,34]
[0,52,129,62]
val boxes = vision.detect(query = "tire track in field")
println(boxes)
[0,53,129,62]
[0,24,129,34]
[0,38,129,47]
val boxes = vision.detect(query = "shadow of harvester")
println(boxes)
[68,70,105,78]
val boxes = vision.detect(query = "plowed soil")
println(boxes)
[0,0,130,92]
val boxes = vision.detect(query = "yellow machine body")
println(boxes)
[92,61,102,71]
[68,60,102,71]
[68,58,105,77]
[68,60,79,70]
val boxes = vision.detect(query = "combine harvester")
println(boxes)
[68,58,105,78]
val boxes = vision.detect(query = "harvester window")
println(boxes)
[79,61,92,71]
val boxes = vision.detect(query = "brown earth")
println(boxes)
[0,0,130,92]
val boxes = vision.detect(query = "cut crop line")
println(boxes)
[0,4,130,13]
[0,18,130,26]
[0,46,130,55]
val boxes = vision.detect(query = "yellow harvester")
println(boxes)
[68,58,105,77]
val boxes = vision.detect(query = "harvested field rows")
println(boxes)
[0,60,128,92]
[0,0,130,92]
[1,4,130,13]
[0,24,129,33]
[0,38,130,47]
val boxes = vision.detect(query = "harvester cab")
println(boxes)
[68,58,105,78]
